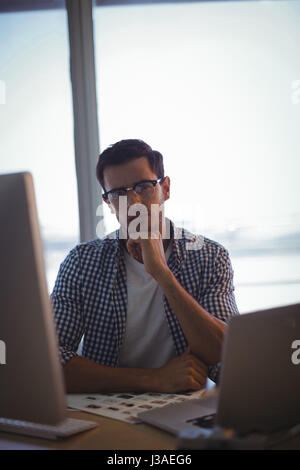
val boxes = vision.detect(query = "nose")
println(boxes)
[126,188,142,207]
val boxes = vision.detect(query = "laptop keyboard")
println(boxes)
[0,417,98,440]
[186,413,217,428]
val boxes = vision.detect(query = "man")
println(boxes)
[51,139,239,393]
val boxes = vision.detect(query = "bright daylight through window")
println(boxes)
[0,5,79,292]
[94,0,300,313]
[0,1,299,312]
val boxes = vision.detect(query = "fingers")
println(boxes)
[127,239,143,263]
[190,367,207,387]
[158,353,208,393]
[127,239,139,253]
[182,348,201,367]
[180,350,208,387]
[188,377,205,391]
[181,349,208,374]
[188,356,208,376]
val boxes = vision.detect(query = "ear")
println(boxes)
[161,176,170,202]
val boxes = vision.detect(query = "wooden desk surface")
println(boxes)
[0,410,176,450]
[0,410,300,450]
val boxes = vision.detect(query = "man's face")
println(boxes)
[103,157,170,237]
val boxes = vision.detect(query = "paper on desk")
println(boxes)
[67,389,208,424]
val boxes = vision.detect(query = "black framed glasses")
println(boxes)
[102,178,164,204]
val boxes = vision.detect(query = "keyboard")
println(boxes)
[0,417,98,440]
[186,413,217,429]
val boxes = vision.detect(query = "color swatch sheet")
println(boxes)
[67,389,207,424]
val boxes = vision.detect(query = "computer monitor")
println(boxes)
[0,172,66,425]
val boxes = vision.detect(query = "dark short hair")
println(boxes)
[96,139,165,190]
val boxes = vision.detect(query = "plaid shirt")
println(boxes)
[51,221,239,384]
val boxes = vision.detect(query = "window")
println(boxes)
[94,0,300,313]
[0,4,79,291]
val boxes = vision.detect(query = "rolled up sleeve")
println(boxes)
[50,247,84,366]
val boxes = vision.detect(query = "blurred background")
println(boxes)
[0,0,300,313]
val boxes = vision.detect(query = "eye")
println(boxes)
[135,182,154,194]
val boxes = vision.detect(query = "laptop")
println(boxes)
[0,172,98,440]
[137,302,300,436]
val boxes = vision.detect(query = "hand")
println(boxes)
[153,348,208,393]
[126,233,170,281]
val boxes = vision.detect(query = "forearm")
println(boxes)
[158,271,226,365]
[63,355,156,394]
[63,351,209,394]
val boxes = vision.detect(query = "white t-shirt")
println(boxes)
[118,241,177,369]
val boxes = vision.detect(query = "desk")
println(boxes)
[0,410,300,450]
[0,410,175,450]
